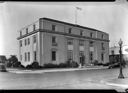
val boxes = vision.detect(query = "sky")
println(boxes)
[0,0,128,58]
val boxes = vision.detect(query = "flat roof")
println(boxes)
[40,17,109,35]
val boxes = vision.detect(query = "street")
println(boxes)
[0,67,128,92]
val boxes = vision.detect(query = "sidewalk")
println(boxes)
[104,78,128,88]
[7,66,108,74]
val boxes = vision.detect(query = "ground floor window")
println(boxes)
[20,55,22,61]
[34,51,36,61]
[51,51,56,61]
[67,50,73,60]
[28,52,30,61]
[101,53,104,61]
[90,51,93,62]
[25,52,27,62]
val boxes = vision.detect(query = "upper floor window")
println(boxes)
[89,41,93,47]
[33,24,36,31]
[20,31,22,36]
[26,28,28,34]
[25,39,27,46]
[33,35,36,43]
[67,38,73,45]
[79,40,84,46]
[52,25,56,31]
[68,28,72,34]
[52,36,57,46]
[101,43,104,50]
[28,38,30,45]
[20,40,22,47]
[90,32,93,38]
[80,30,83,36]
[102,34,104,39]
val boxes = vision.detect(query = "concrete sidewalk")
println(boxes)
[103,77,128,92]
[7,66,108,74]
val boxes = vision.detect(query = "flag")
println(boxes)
[76,7,82,11]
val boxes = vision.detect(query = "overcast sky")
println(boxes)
[0,0,128,58]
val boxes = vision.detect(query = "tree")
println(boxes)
[8,55,18,67]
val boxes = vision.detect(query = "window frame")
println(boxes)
[68,28,72,34]
[67,38,73,45]
[52,25,56,31]
[80,30,83,36]
[51,51,56,61]
[67,50,73,60]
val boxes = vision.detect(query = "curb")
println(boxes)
[8,66,108,74]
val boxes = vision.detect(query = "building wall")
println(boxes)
[18,18,109,66]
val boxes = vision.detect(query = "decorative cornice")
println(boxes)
[17,29,110,42]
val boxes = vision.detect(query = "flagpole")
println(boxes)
[75,7,77,25]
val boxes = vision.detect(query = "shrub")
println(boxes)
[6,62,12,67]
[13,61,21,68]
[93,60,98,66]
[43,63,58,68]
[31,61,40,69]
[58,63,67,68]
[72,61,79,68]
[26,65,32,69]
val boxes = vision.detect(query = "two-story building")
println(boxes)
[17,17,109,67]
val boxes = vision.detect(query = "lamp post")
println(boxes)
[118,39,124,79]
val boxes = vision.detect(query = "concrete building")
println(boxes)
[17,17,109,67]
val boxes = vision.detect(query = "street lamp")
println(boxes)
[118,39,124,79]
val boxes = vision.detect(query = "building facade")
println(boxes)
[109,45,128,63]
[17,18,109,67]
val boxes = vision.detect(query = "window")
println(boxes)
[90,32,93,38]
[67,50,73,60]
[90,41,93,47]
[101,53,104,61]
[79,51,84,57]
[28,38,30,45]
[28,52,30,61]
[25,52,27,61]
[52,51,56,61]
[102,34,104,39]
[111,50,114,55]
[33,35,36,43]
[52,25,56,31]
[34,51,36,61]
[20,31,22,36]
[52,36,56,43]
[26,28,28,34]
[67,39,73,45]
[20,40,22,47]
[68,28,72,34]
[80,30,83,36]
[20,55,22,61]
[79,40,84,46]
[33,24,36,31]
[25,39,27,46]
[90,52,93,61]
[101,43,104,50]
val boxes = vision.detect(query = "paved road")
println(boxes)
[0,67,128,92]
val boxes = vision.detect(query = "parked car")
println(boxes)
[108,62,120,69]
